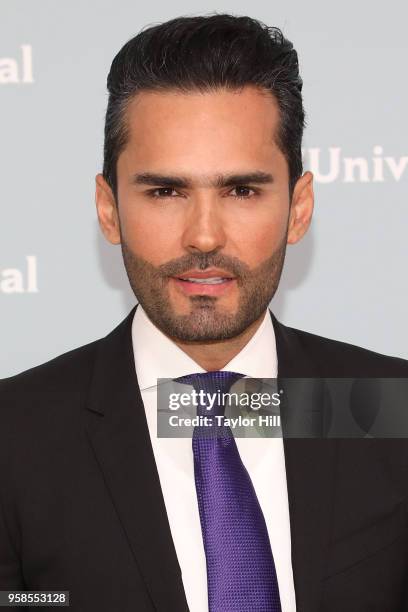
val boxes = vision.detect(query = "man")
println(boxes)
[1,13,407,612]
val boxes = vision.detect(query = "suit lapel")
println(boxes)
[270,311,338,612]
[84,306,189,611]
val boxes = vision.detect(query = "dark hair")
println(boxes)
[103,13,305,201]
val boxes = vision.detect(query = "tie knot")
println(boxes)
[173,371,245,417]
[174,370,245,394]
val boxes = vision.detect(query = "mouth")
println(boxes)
[170,269,237,296]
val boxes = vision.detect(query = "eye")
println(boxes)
[230,185,258,199]
[146,185,259,200]
[147,187,181,199]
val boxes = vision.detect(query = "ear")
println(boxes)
[287,171,314,245]
[95,174,121,245]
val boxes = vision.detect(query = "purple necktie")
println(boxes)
[174,371,282,612]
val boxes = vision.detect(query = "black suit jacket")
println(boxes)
[1,306,408,611]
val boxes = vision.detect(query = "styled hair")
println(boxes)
[103,13,305,201]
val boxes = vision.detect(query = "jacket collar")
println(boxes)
[87,305,318,417]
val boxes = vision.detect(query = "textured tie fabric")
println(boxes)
[174,371,282,612]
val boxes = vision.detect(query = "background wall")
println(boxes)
[1,0,407,377]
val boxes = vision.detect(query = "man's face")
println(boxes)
[96,85,313,342]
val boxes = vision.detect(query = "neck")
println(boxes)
[170,310,267,371]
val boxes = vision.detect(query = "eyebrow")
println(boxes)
[130,171,274,189]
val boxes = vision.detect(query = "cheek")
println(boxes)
[230,214,288,267]
[118,204,178,265]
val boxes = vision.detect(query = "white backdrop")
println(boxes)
[1,0,407,377]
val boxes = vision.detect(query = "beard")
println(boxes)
[120,232,288,343]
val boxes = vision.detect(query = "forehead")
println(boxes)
[120,86,283,169]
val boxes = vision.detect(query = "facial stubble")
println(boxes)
[120,230,288,343]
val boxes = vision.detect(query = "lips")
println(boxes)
[175,268,235,281]
[179,277,226,284]
[171,269,237,296]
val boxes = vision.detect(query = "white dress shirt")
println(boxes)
[132,304,297,612]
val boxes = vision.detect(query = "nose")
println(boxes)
[181,193,227,254]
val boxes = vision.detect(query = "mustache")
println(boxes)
[157,253,250,278]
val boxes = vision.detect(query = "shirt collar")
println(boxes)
[132,303,277,391]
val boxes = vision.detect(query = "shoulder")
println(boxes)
[0,339,100,393]
[0,308,136,394]
[281,321,408,377]
[0,339,103,450]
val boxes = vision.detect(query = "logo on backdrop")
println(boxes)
[0,45,34,84]
[0,256,38,294]
[303,146,408,183]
